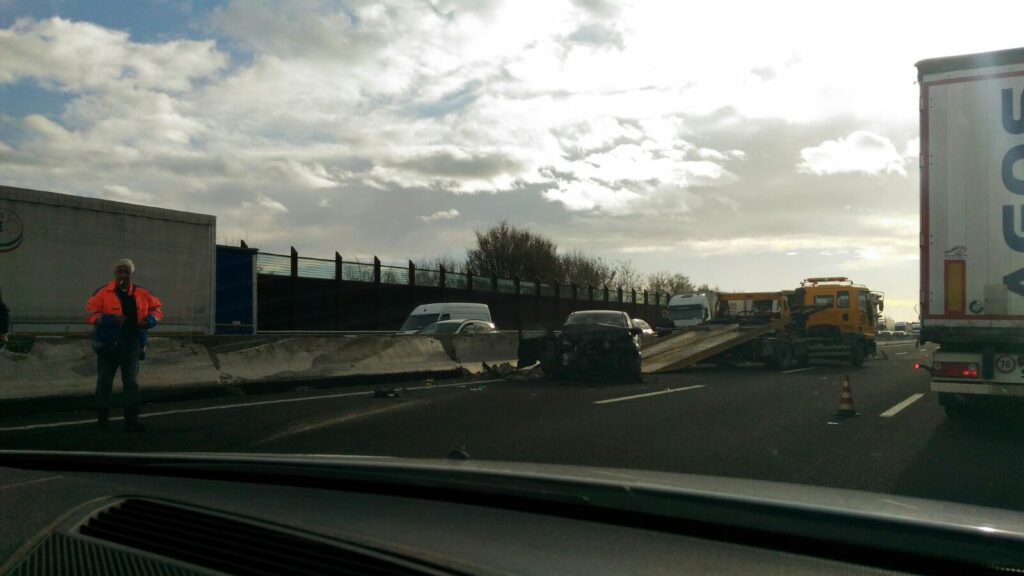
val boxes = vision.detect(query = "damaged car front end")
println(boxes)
[529,311,643,383]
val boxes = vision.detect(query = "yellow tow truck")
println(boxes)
[641,277,885,372]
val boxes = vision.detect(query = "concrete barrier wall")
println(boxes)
[436,333,520,371]
[0,333,522,401]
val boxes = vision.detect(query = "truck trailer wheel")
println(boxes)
[774,343,795,371]
[939,392,968,419]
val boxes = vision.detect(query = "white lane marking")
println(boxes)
[782,367,818,374]
[255,400,427,445]
[594,385,705,405]
[880,393,925,418]
[0,379,504,432]
[895,352,908,356]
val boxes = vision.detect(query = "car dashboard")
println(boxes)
[1,451,1021,575]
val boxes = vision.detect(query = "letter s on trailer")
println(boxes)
[917,47,1024,416]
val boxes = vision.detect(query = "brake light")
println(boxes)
[932,361,978,378]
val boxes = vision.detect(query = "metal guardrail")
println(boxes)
[255,252,668,303]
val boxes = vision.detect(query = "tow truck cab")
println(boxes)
[794,277,883,356]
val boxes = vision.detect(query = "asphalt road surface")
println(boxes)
[4,340,1024,513]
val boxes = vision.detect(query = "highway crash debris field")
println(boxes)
[518,277,886,380]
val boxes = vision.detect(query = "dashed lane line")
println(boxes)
[880,393,925,418]
[594,385,705,405]
[0,379,505,433]
[782,367,818,374]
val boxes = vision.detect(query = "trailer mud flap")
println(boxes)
[983,347,995,380]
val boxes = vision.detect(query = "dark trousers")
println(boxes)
[95,340,141,420]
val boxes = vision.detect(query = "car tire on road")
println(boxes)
[630,355,643,383]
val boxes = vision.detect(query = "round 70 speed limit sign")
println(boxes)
[996,355,1016,374]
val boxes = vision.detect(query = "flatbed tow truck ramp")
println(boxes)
[642,319,787,373]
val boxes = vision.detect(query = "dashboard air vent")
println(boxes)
[78,499,451,576]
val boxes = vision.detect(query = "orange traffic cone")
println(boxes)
[833,375,859,417]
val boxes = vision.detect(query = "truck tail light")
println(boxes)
[932,361,979,378]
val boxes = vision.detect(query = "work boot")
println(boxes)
[97,410,109,429]
[124,417,145,433]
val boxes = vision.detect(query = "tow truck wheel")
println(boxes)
[774,343,795,371]
[850,341,865,367]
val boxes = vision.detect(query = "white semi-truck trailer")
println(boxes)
[0,185,216,335]
[916,47,1024,416]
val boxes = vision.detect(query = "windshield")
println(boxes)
[418,322,461,335]
[400,314,439,332]
[566,313,628,328]
[669,305,703,320]
[3,0,1023,532]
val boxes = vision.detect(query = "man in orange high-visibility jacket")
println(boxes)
[85,258,162,432]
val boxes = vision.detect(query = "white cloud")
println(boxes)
[619,245,672,254]
[797,131,909,177]
[857,213,917,231]
[0,17,224,92]
[253,195,288,212]
[676,234,916,260]
[839,245,919,271]
[99,184,155,204]
[543,179,641,213]
[419,208,460,222]
[904,137,920,159]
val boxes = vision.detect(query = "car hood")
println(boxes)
[561,323,633,340]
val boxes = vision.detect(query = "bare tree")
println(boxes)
[608,260,644,292]
[466,221,559,281]
[557,249,613,287]
[645,271,695,296]
[415,255,466,274]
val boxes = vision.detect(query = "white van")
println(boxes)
[399,303,494,333]
[668,293,716,328]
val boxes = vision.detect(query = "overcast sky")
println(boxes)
[1,0,1021,321]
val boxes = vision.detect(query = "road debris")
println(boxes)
[482,361,516,377]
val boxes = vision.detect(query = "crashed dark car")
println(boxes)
[537,310,643,383]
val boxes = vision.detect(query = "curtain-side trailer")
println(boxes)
[917,47,1024,416]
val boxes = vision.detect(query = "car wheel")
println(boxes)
[630,355,643,383]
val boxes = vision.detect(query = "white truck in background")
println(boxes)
[893,321,909,337]
[916,47,1024,416]
[667,292,717,328]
